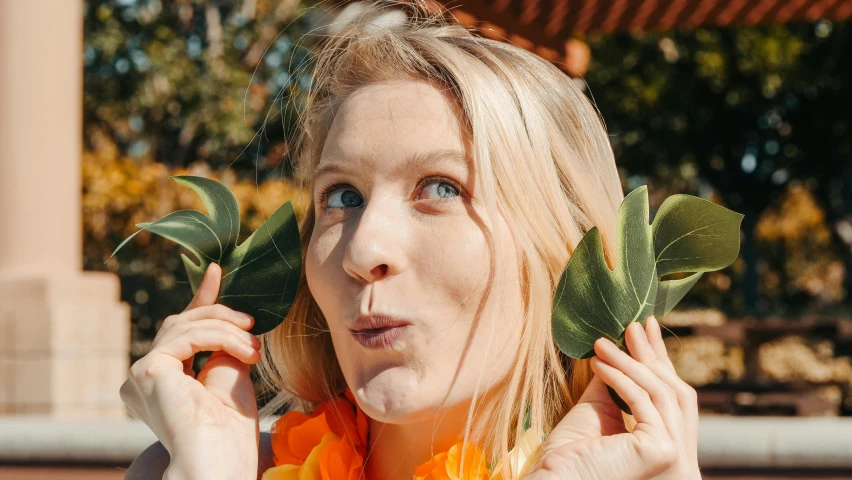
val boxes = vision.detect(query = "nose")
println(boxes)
[341,198,407,284]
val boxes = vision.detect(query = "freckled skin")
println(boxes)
[305,79,524,430]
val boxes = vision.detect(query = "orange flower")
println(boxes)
[318,435,364,480]
[270,410,333,466]
[263,431,340,480]
[414,443,490,480]
[313,394,369,456]
[265,391,499,480]
[345,388,370,450]
[266,390,367,480]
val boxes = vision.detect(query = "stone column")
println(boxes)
[0,0,130,418]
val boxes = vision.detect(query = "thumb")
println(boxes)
[185,262,222,311]
[551,376,627,442]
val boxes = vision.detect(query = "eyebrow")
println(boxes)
[313,148,470,180]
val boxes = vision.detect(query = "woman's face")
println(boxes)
[305,79,524,425]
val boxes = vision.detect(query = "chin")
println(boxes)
[350,367,441,424]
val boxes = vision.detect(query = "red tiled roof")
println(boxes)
[449,0,852,38]
[439,0,852,74]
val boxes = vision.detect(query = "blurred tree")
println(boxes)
[584,20,852,315]
[83,0,322,176]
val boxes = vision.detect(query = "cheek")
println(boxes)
[423,222,492,307]
[458,219,525,379]
[423,215,525,374]
[305,225,345,323]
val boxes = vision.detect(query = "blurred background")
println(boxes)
[1,0,851,478]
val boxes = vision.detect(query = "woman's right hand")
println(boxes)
[120,262,262,480]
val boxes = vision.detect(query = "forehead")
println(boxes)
[318,80,468,170]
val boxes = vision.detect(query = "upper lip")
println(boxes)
[351,313,412,332]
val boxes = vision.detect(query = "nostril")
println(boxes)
[371,264,389,278]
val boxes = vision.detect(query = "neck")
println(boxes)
[364,391,501,480]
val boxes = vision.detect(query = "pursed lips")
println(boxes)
[350,313,412,349]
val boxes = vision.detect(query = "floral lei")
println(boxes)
[260,389,541,480]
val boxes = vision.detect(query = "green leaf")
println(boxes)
[652,194,743,277]
[552,186,657,359]
[654,272,703,317]
[551,186,743,412]
[109,175,302,335]
[170,176,241,263]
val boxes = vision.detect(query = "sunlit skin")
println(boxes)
[121,80,702,480]
[305,78,526,478]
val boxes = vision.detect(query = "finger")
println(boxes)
[590,356,664,430]
[622,323,688,442]
[625,321,674,375]
[644,316,675,369]
[594,338,681,439]
[197,351,258,416]
[172,312,261,371]
[156,327,261,365]
[180,304,255,331]
[643,318,700,463]
[184,263,222,311]
[157,319,261,350]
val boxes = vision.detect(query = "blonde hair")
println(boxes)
[256,0,624,476]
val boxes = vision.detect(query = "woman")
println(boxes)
[121,1,701,478]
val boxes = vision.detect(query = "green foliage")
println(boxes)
[83,0,321,174]
[552,186,743,360]
[585,21,852,313]
[110,176,302,334]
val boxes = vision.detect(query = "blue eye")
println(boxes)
[421,179,460,200]
[326,188,363,208]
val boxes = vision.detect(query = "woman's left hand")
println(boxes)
[525,316,701,480]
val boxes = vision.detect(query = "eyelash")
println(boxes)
[317,176,463,209]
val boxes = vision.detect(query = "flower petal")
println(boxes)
[260,464,300,480]
[300,431,340,480]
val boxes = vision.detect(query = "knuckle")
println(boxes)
[649,383,676,405]
[638,437,678,470]
[678,383,698,403]
[129,358,162,382]
[655,440,679,468]
[161,314,179,329]
[648,355,666,370]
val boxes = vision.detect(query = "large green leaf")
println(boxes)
[551,186,742,411]
[109,175,302,335]
[552,186,657,359]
